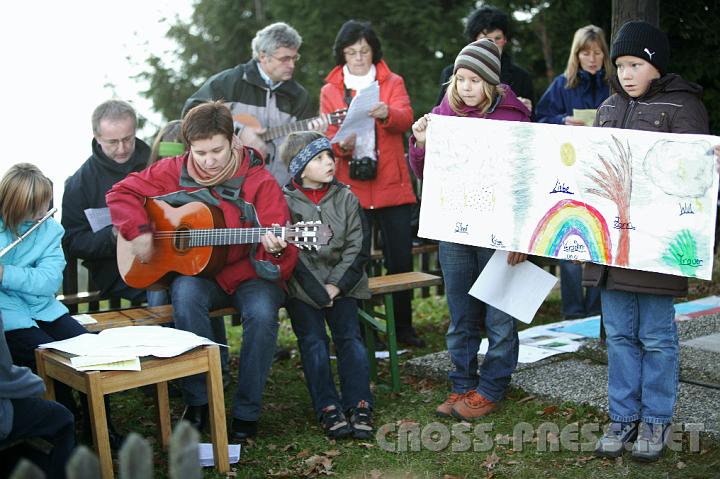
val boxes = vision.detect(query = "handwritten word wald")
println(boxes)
[679,202,695,216]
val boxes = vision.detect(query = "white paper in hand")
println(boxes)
[469,250,558,323]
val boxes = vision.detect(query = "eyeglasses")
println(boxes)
[271,53,301,64]
[343,48,372,58]
[97,135,135,150]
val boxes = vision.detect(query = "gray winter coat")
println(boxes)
[0,315,46,439]
[283,181,371,309]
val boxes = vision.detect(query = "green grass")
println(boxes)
[107,284,719,478]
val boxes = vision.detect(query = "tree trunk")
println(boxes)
[533,15,554,80]
[254,0,265,22]
[611,0,660,39]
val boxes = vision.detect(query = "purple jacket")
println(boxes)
[409,85,531,178]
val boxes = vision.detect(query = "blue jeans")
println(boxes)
[601,288,678,424]
[286,297,373,417]
[560,261,600,318]
[440,242,519,403]
[170,276,285,421]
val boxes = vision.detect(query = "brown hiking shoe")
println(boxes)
[435,392,467,417]
[451,390,498,420]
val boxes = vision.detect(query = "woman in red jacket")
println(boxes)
[320,20,422,347]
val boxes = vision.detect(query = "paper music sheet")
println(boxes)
[572,108,597,127]
[469,250,558,324]
[331,81,379,143]
[84,207,112,232]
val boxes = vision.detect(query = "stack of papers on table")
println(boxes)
[39,326,220,371]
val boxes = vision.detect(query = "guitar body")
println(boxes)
[117,200,228,289]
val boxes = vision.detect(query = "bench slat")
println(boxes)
[367,271,442,295]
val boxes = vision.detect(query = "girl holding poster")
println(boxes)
[408,39,530,421]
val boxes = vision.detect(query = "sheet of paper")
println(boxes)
[331,82,379,143]
[572,108,597,126]
[330,350,408,360]
[198,443,241,467]
[72,314,98,325]
[469,250,558,324]
[479,339,563,363]
[71,356,141,371]
[374,349,408,359]
[84,207,112,233]
[39,326,219,358]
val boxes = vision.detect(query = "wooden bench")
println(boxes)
[369,243,442,297]
[358,271,443,393]
[73,271,443,396]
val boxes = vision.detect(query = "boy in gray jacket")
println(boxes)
[280,132,374,440]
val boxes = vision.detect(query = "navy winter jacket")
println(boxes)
[535,69,609,124]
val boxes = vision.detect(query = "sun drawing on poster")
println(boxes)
[528,199,612,263]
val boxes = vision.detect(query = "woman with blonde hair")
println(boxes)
[536,25,611,125]
[536,24,612,321]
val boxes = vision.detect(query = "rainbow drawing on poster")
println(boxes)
[529,199,612,263]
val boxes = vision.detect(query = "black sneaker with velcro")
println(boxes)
[320,405,352,439]
[347,400,374,440]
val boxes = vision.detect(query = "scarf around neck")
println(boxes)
[343,63,377,91]
[186,136,241,187]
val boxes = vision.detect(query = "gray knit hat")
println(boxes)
[611,21,669,75]
[454,39,501,85]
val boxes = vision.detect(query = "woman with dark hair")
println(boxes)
[320,20,422,347]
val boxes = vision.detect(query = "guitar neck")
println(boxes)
[169,226,285,247]
[259,114,328,142]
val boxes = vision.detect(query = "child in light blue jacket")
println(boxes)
[0,163,121,449]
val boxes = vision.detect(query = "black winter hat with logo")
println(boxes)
[611,20,669,75]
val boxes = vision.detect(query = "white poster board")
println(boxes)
[418,115,719,280]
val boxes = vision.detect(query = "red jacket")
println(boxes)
[106,148,298,294]
[320,60,416,209]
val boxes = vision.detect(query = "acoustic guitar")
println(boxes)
[231,108,347,142]
[117,199,333,289]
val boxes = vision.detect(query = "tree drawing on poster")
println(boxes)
[417,115,719,280]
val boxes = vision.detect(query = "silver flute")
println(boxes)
[0,207,58,259]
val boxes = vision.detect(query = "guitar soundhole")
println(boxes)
[174,226,191,251]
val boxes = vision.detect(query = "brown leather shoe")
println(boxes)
[451,390,498,420]
[435,392,467,418]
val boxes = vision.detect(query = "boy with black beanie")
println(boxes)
[587,20,718,462]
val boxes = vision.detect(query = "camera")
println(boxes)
[349,157,377,181]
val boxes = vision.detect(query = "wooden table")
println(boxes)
[35,345,229,479]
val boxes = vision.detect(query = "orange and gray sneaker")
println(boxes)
[435,392,468,418]
[451,390,498,420]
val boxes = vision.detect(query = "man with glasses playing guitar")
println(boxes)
[182,22,345,186]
